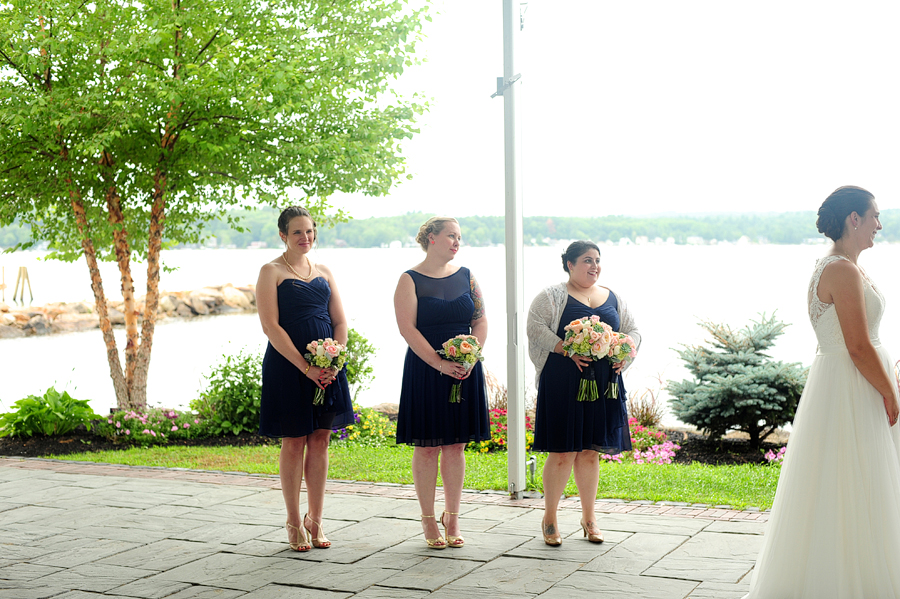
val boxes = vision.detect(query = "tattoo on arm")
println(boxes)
[470,273,485,320]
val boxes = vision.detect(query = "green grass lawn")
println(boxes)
[51,442,780,510]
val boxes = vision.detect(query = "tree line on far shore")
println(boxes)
[7,208,900,250]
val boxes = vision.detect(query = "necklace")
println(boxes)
[568,283,592,306]
[282,253,313,281]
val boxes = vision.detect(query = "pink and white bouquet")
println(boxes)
[304,338,348,405]
[604,333,637,398]
[438,334,484,403]
[561,316,615,402]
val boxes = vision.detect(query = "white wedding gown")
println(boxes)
[745,255,900,598]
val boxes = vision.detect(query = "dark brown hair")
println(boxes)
[562,240,601,273]
[816,186,874,241]
[277,206,317,243]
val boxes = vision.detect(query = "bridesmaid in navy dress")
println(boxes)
[526,240,641,546]
[257,206,354,553]
[394,217,490,549]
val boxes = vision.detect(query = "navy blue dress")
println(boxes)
[396,267,490,447]
[533,293,632,454]
[258,277,354,437]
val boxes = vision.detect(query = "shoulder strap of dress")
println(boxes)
[809,255,849,299]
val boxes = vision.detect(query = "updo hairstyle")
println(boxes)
[562,240,601,273]
[816,186,874,241]
[416,216,459,251]
[277,206,317,242]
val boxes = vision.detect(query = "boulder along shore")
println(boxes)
[0,284,256,339]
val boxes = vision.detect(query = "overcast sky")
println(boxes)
[323,0,900,219]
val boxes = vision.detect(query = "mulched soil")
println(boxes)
[0,427,276,459]
[667,429,783,465]
[0,426,781,466]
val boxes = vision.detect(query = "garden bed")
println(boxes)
[0,427,276,458]
[0,425,785,466]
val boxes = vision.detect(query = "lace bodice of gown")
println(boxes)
[808,255,885,350]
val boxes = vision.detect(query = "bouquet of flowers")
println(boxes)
[304,338,348,405]
[438,334,485,403]
[604,332,637,398]
[561,316,614,402]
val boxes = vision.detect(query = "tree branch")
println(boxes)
[0,49,36,90]
[137,59,166,71]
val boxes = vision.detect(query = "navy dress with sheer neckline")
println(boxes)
[533,293,632,454]
[396,267,490,447]
[258,276,354,437]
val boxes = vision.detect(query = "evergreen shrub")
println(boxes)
[667,314,807,446]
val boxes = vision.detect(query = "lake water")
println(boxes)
[3,242,900,425]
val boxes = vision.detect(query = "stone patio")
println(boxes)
[0,457,762,598]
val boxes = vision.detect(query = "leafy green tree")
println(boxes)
[667,314,808,446]
[0,0,427,409]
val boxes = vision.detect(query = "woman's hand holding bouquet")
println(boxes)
[561,316,614,402]
[438,334,484,403]
[304,338,348,405]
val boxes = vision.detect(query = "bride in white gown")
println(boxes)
[744,186,900,598]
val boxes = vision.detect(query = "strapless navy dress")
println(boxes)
[258,277,354,437]
[533,293,632,454]
[396,268,490,446]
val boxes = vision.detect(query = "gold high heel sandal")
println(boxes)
[440,511,465,548]
[541,519,562,546]
[580,519,604,543]
[286,521,311,552]
[303,513,331,549]
[421,514,447,549]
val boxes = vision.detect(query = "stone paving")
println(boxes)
[0,457,764,598]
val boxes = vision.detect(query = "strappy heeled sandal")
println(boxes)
[580,518,604,543]
[541,518,562,546]
[441,511,465,548]
[421,514,447,549]
[286,521,311,552]
[303,513,331,549]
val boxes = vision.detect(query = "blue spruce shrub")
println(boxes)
[667,314,807,446]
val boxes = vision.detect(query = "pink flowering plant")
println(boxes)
[94,407,209,447]
[600,417,681,465]
[765,446,787,465]
[438,334,485,403]
[468,409,535,453]
[304,338,348,405]
[604,333,637,398]
[562,316,614,402]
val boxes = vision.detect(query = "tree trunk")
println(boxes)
[71,196,130,409]
[131,5,179,409]
[131,169,166,410]
[747,425,761,448]
[101,151,140,392]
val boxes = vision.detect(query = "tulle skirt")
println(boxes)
[745,345,900,598]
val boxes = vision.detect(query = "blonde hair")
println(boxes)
[415,216,459,251]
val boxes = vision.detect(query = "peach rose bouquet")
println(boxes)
[438,334,485,403]
[561,316,614,402]
[605,333,637,398]
[304,338,348,405]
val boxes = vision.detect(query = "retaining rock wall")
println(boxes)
[0,284,257,339]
